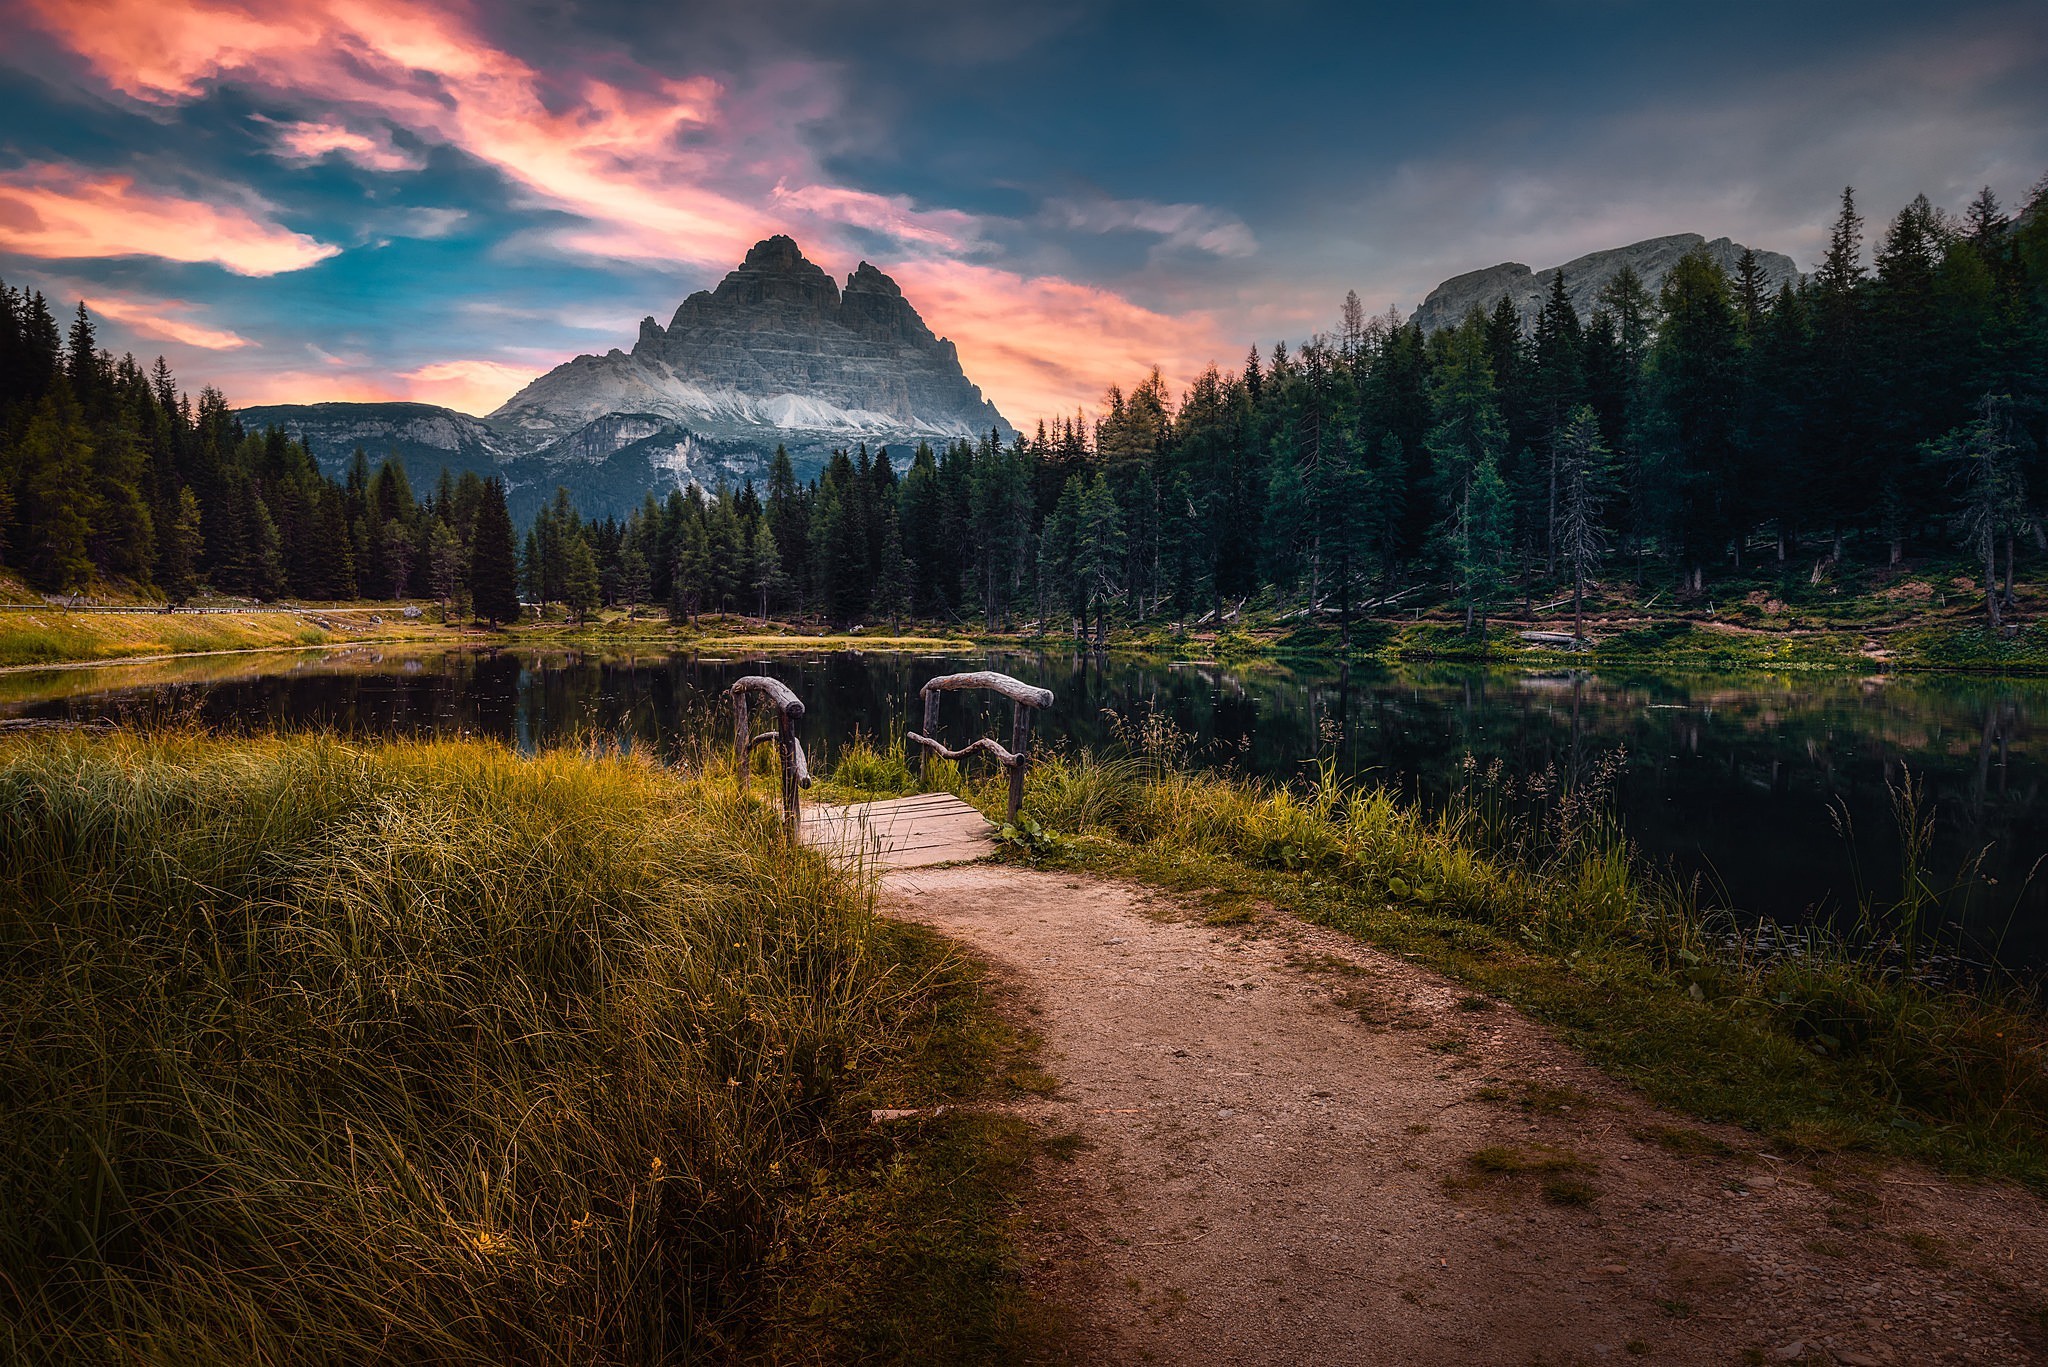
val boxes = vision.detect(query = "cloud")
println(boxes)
[0,162,339,275]
[399,359,534,412]
[1319,10,2048,317]
[887,258,1237,427]
[87,293,252,349]
[1048,195,1257,258]
[19,0,779,268]
[263,117,425,173]
[12,0,1263,417]
[229,356,534,413]
[769,181,986,256]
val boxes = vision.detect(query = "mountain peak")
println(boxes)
[492,235,1013,461]
[742,234,812,272]
[845,261,903,298]
[1411,232,1801,334]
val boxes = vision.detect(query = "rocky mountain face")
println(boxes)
[496,236,1010,446]
[238,236,1013,522]
[1410,233,1801,334]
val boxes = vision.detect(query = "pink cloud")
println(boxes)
[88,294,252,349]
[769,182,985,256]
[398,359,533,413]
[227,356,531,413]
[22,0,775,268]
[0,162,338,275]
[266,117,424,173]
[18,0,1237,418]
[888,259,1238,428]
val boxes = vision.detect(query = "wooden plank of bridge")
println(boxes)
[799,791,996,869]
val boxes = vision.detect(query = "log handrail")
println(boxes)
[907,670,1053,822]
[728,674,808,841]
[907,735,1018,767]
[730,674,803,715]
[919,670,1054,710]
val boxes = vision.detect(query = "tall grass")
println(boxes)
[859,715,2048,1184]
[0,610,383,667]
[0,732,1026,1361]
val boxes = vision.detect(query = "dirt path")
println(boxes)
[883,866,2048,1366]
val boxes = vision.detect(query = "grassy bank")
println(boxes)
[826,733,2048,1189]
[0,733,1054,1362]
[0,606,455,668]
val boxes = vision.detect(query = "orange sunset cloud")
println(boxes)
[890,259,1236,426]
[16,0,1237,420]
[0,164,338,276]
[87,294,253,350]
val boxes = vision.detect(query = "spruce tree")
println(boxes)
[562,534,601,623]
[1553,406,1615,640]
[468,478,521,625]
[427,520,464,612]
[160,486,204,604]
[1075,473,1124,646]
[18,385,96,591]
[1456,454,1513,637]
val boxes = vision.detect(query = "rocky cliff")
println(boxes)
[492,236,1013,446]
[1410,233,1801,334]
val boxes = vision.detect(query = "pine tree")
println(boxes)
[380,519,416,599]
[1643,248,1741,589]
[468,478,521,625]
[160,486,204,604]
[619,544,650,619]
[1456,454,1513,637]
[18,385,96,591]
[1075,473,1124,646]
[305,484,357,600]
[243,493,286,600]
[745,525,785,623]
[1553,406,1615,641]
[1036,476,1084,636]
[1424,318,1507,524]
[562,533,601,623]
[1929,394,2027,628]
[427,520,464,612]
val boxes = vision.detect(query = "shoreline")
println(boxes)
[6,598,2048,678]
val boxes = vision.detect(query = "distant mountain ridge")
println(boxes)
[1410,233,1801,334]
[242,231,1802,521]
[239,236,1012,522]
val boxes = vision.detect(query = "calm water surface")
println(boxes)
[8,646,2044,968]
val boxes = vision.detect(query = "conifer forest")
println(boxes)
[5,183,2046,640]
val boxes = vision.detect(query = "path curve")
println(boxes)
[884,865,2048,1367]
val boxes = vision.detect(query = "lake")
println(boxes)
[6,645,2043,969]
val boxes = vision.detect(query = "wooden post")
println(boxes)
[777,707,801,843]
[918,688,940,781]
[733,692,750,790]
[1007,698,1033,823]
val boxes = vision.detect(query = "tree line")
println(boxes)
[0,288,523,622]
[7,177,2045,638]
[532,180,2048,639]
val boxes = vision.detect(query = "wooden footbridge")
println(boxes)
[725,668,1051,871]
[801,791,996,867]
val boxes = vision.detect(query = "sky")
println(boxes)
[0,0,2043,427]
